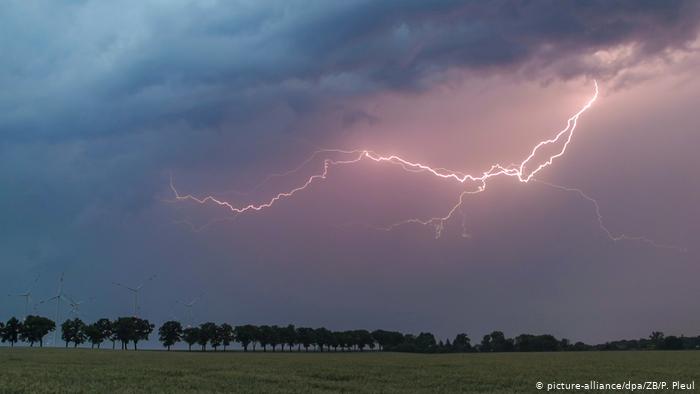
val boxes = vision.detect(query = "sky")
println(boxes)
[2,0,700,346]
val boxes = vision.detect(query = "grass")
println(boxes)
[0,348,699,393]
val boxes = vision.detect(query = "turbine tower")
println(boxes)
[112,275,156,317]
[177,292,204,328]
[8,274,40,319]
[39,273,66,347]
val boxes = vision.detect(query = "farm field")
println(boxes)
[0,349,698,393]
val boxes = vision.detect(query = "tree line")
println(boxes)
[1,315,699,352]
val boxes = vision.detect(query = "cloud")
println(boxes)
[2,1,699,142]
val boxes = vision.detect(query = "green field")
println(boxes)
[0,348,698,393]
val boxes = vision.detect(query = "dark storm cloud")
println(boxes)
[2,1,700,142]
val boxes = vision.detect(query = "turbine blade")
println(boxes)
[38,295,59,304]
[136,274,157,291]
[113,282,137,292]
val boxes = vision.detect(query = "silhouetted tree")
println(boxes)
[234,325,256,352]
[296,327,316,352]
[340,331,356,351]
[249,325,261,351]
[415,332,436,352]
[328,330,339,351]
[110,317,152,350]
[84,324,104,349]
[198,322,217,351]
[61,318,86,348]
[281,324,297,352]
[219,323,234,351]
[333,331,346,351]
[94,318,113,349]
[559,338,571,351]
[1,317,22,347]
[313,328,331,352]
[481,331,513,352]
[354,330,374,351]
[19,315,55,347]
[453,333,472,352]
[681,336,700,350]
[371,330,404,351]
[480,334,491,352]
[132,318,154,350]
[442,339,452,353]
[514,334,559,352]
[650,331,665,349]
[159,321,183,351]
[113,317,133,350]
[662,335,684,350]
[183,327,199,351]
[391,333,414,352]
[210,326,222,351]
[258,325,272,352]
[109,322,119,350]
[269,325,282,351]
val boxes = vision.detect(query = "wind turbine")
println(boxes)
[39,273,67,347]
[112,275,156,316]
[8,274,40,319]
[177,292,204,327]
[63,294,94,319]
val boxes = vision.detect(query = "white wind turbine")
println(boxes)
[39,273,67,347]
[177,292,204,327]
[8,274,40,319]
[64,294,94,319]
[112,275,156,316]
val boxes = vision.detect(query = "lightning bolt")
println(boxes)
[169,81,682,251]
[533,180,686,252]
